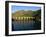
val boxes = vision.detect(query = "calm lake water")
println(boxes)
[12,20,41,31]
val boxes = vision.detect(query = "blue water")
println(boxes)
[12,20,41,31]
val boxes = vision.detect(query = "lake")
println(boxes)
[12,20,41,31]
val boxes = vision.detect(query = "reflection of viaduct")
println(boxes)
[12,17,35,21]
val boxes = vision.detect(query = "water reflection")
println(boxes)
[12,20,41,31]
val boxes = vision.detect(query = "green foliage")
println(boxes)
[12,10,33,17]
[12,9,41,21]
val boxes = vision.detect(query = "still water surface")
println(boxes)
[12,20,41,31]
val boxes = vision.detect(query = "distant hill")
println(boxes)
[12,9,41,21]
[12,10,33,17]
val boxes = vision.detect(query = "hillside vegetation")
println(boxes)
[12,9,41,21]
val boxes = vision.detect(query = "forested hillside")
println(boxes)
[12,9,41,21]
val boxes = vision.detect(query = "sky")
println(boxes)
[11,5,41,13]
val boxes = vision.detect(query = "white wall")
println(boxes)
[0,0,46,37]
